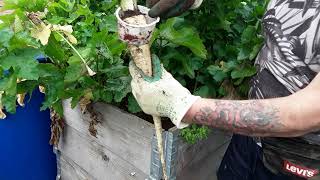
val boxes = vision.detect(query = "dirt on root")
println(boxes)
[120,9,144,19]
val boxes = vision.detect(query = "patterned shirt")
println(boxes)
[249,0,320,179]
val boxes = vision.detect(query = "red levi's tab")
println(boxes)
[283,160,319,178]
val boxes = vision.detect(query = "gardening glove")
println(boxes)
[129,55,200,129]
[146,0,203,18]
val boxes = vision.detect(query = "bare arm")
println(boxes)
[183,74,320,137]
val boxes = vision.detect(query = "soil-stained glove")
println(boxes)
[147,0,203,18]
[129,55,200,129]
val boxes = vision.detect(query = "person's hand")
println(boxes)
[147,0,203,18]
[129,55,200,129]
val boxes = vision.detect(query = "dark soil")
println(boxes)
[120,9,144,19]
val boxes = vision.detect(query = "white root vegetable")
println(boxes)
[120,1,168,180]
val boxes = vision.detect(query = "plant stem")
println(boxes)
[57,32,96,76]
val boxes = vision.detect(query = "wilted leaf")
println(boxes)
[31,24,52,45]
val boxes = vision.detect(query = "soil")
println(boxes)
[120,9,144,19]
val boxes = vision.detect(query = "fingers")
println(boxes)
[148,0,195,18]
[148,0,180,18]
[163,0,195,18]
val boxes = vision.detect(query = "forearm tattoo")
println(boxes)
[192,101,284,136]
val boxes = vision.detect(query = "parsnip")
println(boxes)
[120,1,168,179]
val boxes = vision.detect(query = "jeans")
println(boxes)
[217,135,294,180]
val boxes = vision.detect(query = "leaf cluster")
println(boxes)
[0,0,268,143]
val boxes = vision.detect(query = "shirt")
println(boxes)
[249,0,320,179]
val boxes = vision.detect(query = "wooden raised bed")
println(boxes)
[56,101,231,180]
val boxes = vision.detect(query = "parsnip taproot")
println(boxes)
[120,1,168,179]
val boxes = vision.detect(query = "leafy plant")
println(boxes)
[0,0,268,144]
[150,0,268,142]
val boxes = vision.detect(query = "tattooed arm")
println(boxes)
[182,77,320,137]
[130,60,320,137]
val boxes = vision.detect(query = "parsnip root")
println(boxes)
[120,1,168,179]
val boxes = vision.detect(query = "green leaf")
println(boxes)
[194,86,211,98]
[0,69,17,94]
[0,28,14,48]
[0,70,17,113]
[17,80,38,94]
[2,94,17,113]
[41,79,64,111]
[159,18,207,59]
[69,89,84,108]
[237,46,252,61]
[101,65,129,79]
[113,77,131,102]
[9,31,40,50]
[249,44,262,60]
[207,65,227,82]
[127,94,142,113]
[64,63,84,83]
[52,100,64,117]
[231,66,257,79]
[101,90,113,103]
[0,48,40,80]
[241,26,256,44]
[99,15,117,32]
[4,0,48,11]
[38,64,64,78]
[44,34,65,62]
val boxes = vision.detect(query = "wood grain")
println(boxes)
[174,128,231,176]
[62,100,154,175]
[59,155,95,180]
[59,124,149,180]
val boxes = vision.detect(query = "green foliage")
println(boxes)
[180,125,211,144]
[151,0,268,142]
[0,0,268,144]
[0,0,128,115]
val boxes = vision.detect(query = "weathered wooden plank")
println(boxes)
[174,129,232,176]
[59,155,95,180]
[59,124,149,180]
[62,100,154,174]
[177,139,230,180]
[149,127,231,179]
